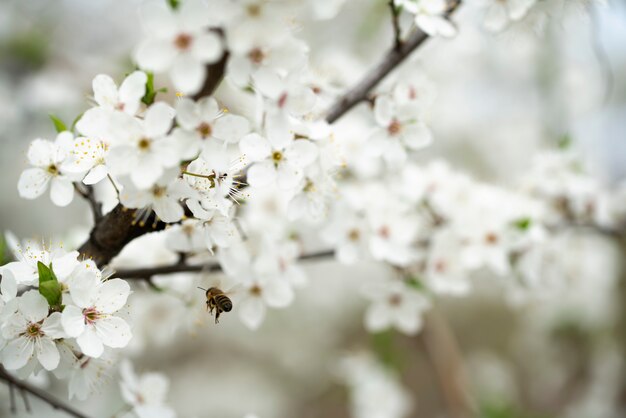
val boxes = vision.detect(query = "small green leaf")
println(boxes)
[37,261,62,307]
[167,0,180,9]
[0,234,7,266]
[513,217,532,231]
[141,72,157,106]
[70,112,84,132]
[49,114,67,133]
[558,134,571,149]
[406,276,425,290]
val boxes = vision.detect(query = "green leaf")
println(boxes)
[558,134,571,149]
[406,276,425,290]
[49,114,67,133]
[0,234,7,266]
[371,330,402,370]
[512,217,532,231]
[141,72,157,106]
[70,112,84,132]
[167,0,180,9]
[37,261,62,307]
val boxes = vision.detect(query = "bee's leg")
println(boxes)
[215,308,221,324]
[205,301,211,312]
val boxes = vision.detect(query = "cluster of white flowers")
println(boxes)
[0,242,130,398]
[7,0,608,412]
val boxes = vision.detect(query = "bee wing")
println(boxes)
[200,274,223,290]
[224,283,245,302]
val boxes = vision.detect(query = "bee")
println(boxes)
[198,286,233,324]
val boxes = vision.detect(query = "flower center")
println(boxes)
[378,226,391,239]
[387,119,402,136]
[434,259,447,273]
[174,33,193,50]
[197,122,212,138]
[272,151,283,164]
[484,232,498,245]
[47,164,59,175]
[250,284,262,296]
[277,92,288,108]
[348,229,360,241]
[248,47,265,64]
[26,322,43,337]
[388,294,402,306]
[138,138,151,151]
[151,185,166,198]
[83,307,101,325]
[247,4,261,16]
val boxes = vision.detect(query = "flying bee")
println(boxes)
[198,286,234,324]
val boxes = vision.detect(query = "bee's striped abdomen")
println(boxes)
[215,294,233,312]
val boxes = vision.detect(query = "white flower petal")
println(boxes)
[94,279,130,314]
[83,164,108,185]
[247,161,277,187]
[18,168,50,199]
[50,178,74,207]
[19,291,48,322]
[92,74,118,108]
[153,198,184,223]
[285,140,318,167]
[175,98,201,130]
[27,139,55,167]
[213,114,250,143]
[191,32,223,63]
[36,337,60,370]
[144,102,175,138]
[2,337,33,370]
[118,71,148,115]
[77,326,104,358]
[239,133,271,162]
[95,316,132,348]
[134,39,177,72]
[51,251,79,280]
[61,305,86,338]
[276,162,303,190]
[171,54,206,95]
[402,122,433,150]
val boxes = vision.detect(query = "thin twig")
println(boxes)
[419,309,474,418]
[0,366,91,418]
[389,0,402,50]
[20,387,31,412]
[115,249,335,280]
[73,182,103,222]
[325,0,461,123]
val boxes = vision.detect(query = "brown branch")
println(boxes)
[73,183,102,222]
[0,366,91,418]
[325,0,461,123]
[419,309,475,418]
[115,249,335,280]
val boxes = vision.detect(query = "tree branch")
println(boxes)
[115,249,335,280]
[73,183,102,222]
[325,0,461,123]
[0,366,91,418]
[419,309,474,418]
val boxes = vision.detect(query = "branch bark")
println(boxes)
[325,1,461,123]
[419,309,474,418]
[115,249,335,280]
[0,366,91,418]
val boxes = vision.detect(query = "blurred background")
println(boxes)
[0,0,625,417]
